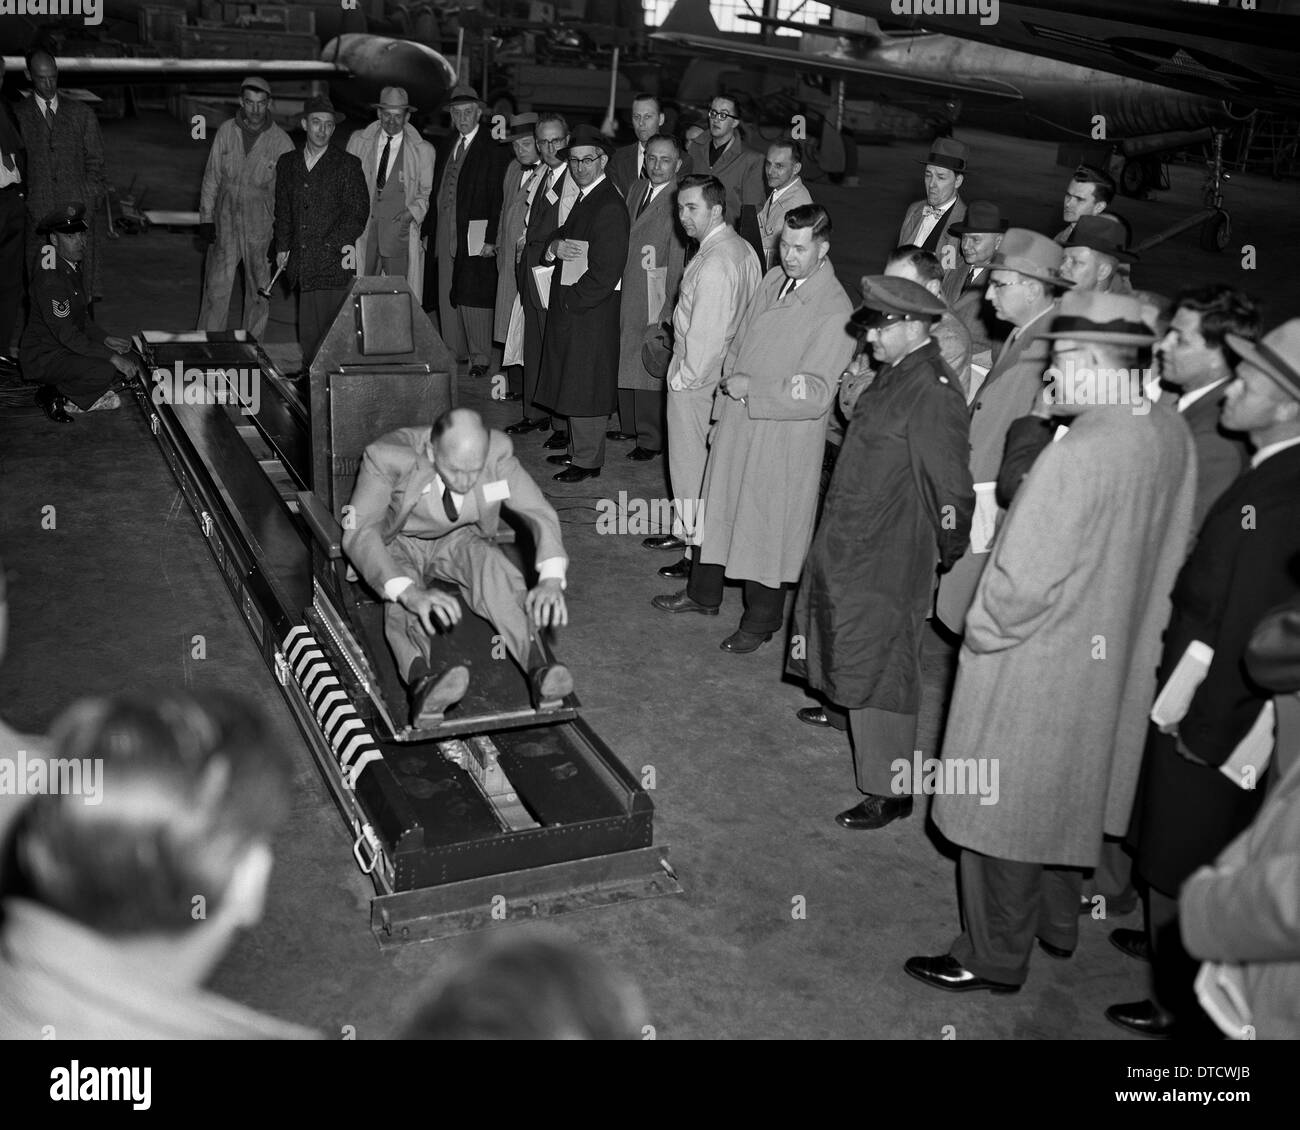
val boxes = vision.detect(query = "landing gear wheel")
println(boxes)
[1199,210,1231,253]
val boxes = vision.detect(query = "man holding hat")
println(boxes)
[942,199,1008,360]
[934,228,1070,637]
[426,85,509,379]
[492,112,542,398]
[21,202,144,421]
[907,290,1196,995]
[197,77,294,340]
[897,137,968,266]
[1112,318,1300,1037]
[534,124,629,482]
[273,95,369,368]
[789,276,974,831]
[347,87,435,303]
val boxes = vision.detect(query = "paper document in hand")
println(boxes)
[561,240,589,285]
[531,265,554,311]
[1150,641,1214,728]
[467,219,488,257]
[1220,698,1275,789]
[969,482,999,555]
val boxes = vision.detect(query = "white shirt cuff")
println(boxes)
[537,558,567,589]
[384,577,415,601]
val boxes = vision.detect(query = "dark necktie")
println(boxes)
[637,183,653,219]
[453,136,465,163]
[779,276,796,301]
[640,149,649,181]
[441,484,458,522]
[377,135,392,189]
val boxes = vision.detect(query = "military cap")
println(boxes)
[1037,290,1158,346]
[559,123,616,159]
[917,136,968,173]
[507,112,539,139]
[949,200,1009,236]
[36,201,88,235]
[1227,319,1300,403]
[1064,214,1138,263]
[302,94,343,122]
[240,76,271,97]
[851,275,948,331]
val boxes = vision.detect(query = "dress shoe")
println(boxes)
[605,429,635,441]
[530,663,573,709]
[903,955,1021,995]
[546,453,571,465]
[643,534,687,551]
[409,665,470,726]
[1105,999,1175,1038]
[1109,927,1152,963]
[543,431,571,450]
[499,390,522,402]
[1079,893,1138,917]
[626,446,660,461]
[1037,938,1074,960]
[658,556,690,580]
[796,706,830,727]
[505,417,545,435]
[719,629,771,653]
[836,794,913,829]
[34,385,74,423]
[651,590,718,616]
[468,364,489,379]
[553,464,599,483]
[0,353,18,373]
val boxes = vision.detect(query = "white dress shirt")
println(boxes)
[914,197,957,248]
[1250,434,1300,470]
[1177,377,1228,414]
[376,129,404,181]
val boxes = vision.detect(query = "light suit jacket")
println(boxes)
[756,178,813,267]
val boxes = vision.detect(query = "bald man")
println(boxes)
[342,408,572,726]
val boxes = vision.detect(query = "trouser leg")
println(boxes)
[1086,836,1138,913]
[739,580,784,635]
[457,304,494,369]
[950,850,1041,986]
[665,386,712,546]
[1037,867,1083,954]
[634,388,664,451]
[198,229,239,331]
[568,415,606,469]
[686,559,724,608]
[437,255,467,358]
[848,706,919,797]
[617,387,635,434]
[241,230,274,340]
[298,286,348,367]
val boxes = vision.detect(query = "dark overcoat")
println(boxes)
[534,177,629,418]
[427,128,509,309]
[273,145,369,291]
[789,339,974,710]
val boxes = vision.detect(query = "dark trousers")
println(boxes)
[687,560,785,635]
[0,188,23,355]
[568,415,606,469]
[521,300,550,424]
[949,849,1082,985]
[298,285,349,369]
[617,387,664,451]
[1084,835,1138,914]
[1145,886,1205,1023]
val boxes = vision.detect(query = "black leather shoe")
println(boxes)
[505,417,545,435]
[651,590,718,616]
[546,453,571,465]
[0,353,18,372]
[796,706,830,727]
[1109,927,1152,963]
[626,446,660,461]
[836,794,913,829]
[1079,893,1139,917]
[1105,1000,1175,1038]
[553,464,599,483]
[1037,939,1074,960]
[606,429,635,441]
[409,665,470,726]
[35,385,74,423]
[903,955,1021,995]
[643,534,687,551]
[468,364,489,379]
[658,556,690,579]
[530,663,573,709]
[543,431,571,450]
[719,629,771,653]
[499,390,522,401]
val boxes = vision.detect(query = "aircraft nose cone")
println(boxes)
[323,34,456,119]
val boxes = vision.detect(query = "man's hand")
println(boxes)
[276,250,290,269]
[525,578,568,629]
[104,335,132,354]
[392,208,413,228]
[720,373,750,401]
[109,352,143,379]
[551,238,585,261]
[398,584,463,635]
[839,357,874,415]
[479,242,496,258]
[1174,733,1210,767]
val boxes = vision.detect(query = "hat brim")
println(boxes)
[41,222,88,235]
[303,109,345,123]
[372,102,415,112]
[916,158,967,172]
[1037,329,1157,345]
[1226,333,1300,401]
[989,259,1072,288]
[948,221,1008,236]
[558,143,615,159]
[1065,242,1140,264]
[447,97,486,109]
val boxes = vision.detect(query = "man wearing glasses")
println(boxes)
[1056,163,1114,245]
[196,78,294,339]
[935,228,1071,637]
[684,95,765,231]
[533,124,630,483]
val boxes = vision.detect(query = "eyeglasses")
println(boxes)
[707,109,737,120]
[567,155,602,168]
[537,137,565,148]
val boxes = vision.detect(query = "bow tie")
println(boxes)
[922,204,947,220]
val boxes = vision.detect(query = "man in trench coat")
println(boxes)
[788,276,974,831]
[906,292,1196,995]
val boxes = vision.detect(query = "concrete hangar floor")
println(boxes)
[2,109,1298,1041]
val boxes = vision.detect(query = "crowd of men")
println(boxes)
[3,53,1300,1041]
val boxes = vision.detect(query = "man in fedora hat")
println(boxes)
[21,202,145,422]
[942,199,1007,360]
[1056,163,1115,245]
[907,291,1197,996]
[934,228,1070,637]
[425,85,510,379]
[197,77,294,340]
[897,137,969,266]
[273,95,369,368]
[492,112,542,401]
[533,124,629,482]
[789,276,974,831]
[347,86,435,303]
[1110,317,1300,1038]
[1059,213,1137,295]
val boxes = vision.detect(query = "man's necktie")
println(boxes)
[441,484,459,522]
[453,136,465,163]
[640,157,649,181]
[377,136,391,189]
[637,183,653,219]
[779,276,796,301]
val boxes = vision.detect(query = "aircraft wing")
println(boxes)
[649,31,1023,103]
[838,0,1300,114]
[0,56,344,82]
